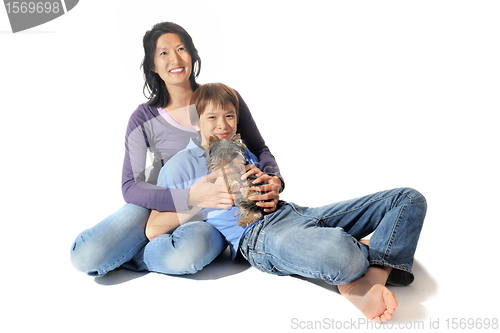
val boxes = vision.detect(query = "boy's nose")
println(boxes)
[217,119,228,128]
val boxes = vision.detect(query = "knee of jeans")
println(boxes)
[400,187,427,207]
[327,229,369,284]
[150,243,218,275]
[70,232,109,277]
[155,250,204,275]
[335,250,369,284]
[148,222,226,275]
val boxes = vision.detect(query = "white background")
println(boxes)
[1,1,499,332]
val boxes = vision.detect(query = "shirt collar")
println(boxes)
[187,137,207,158]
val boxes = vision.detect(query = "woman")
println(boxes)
[70,22,283,277]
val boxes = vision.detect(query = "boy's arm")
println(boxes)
[145,207,202,241]
[145,149,206,241]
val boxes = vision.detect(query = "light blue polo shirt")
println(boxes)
[157,137,260,259]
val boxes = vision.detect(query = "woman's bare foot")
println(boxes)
[338,266,397,322]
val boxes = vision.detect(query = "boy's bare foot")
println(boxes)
[338,266,397,322]
[359,238,370,246]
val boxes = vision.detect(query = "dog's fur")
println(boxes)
[207,134,267,226]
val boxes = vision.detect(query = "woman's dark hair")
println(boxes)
[141,22,201,108]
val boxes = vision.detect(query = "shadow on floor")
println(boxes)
[292,259,437,322]
[94,252,436,323]
[94,248,249,286]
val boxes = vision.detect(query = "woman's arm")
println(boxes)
[235,91,285,192]
[145,207,202,241]
[234,91,285,213]
[121,104,191,212]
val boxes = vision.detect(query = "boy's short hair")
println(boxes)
[189,83,239,126]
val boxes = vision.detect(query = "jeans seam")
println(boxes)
[104,236,147,275]
[382,204,405,261]
[290,192,401,220]
[259,252,336,282]
[333,192,401,218]
[400,188,413,204]
[369,260,412,274]
[246,217,266,254]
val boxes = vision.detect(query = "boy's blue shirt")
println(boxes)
[157,137,260,259]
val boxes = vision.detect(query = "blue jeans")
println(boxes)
[70,203,227,277]
[240,188,427,286]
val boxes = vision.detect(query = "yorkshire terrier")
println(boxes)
[207,134,267,226]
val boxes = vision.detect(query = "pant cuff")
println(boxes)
[369,260,414,286]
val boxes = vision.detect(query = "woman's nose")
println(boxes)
[170,52,180,64]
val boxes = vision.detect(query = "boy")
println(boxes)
[146,83,427,322]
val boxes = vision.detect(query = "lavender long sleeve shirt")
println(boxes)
[121,91,282,212]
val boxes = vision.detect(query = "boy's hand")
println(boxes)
[242,165,282,213]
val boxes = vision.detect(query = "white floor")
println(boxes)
[2,1,500,332]
[4,196,498,333]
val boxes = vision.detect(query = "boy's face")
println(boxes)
[195,102,237,149]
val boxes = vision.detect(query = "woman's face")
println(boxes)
[153,33,192,89]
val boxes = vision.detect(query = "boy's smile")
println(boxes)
[195,102,237,149]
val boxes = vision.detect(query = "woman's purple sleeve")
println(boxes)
[121,105,190,212]
[235,91,285,190]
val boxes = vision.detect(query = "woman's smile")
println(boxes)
[169,67,185,74]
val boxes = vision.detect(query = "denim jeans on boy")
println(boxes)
[70,203,226,277]
[239,188,427,286]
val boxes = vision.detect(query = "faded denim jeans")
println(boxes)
[70,203,226,277]
[240,188,427,286]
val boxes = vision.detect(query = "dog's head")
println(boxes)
[207,134,247,174]
[207,134,249,196]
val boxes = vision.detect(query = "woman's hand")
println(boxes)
[187,170,235,209]
[242,165,282,213]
